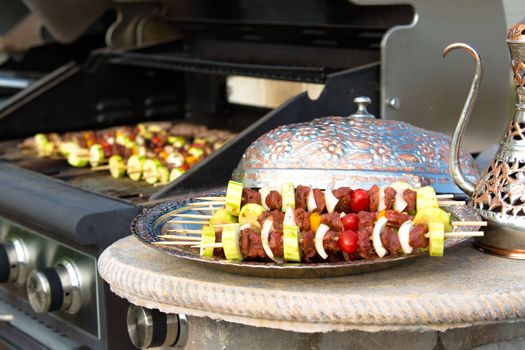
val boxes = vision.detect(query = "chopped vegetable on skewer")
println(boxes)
[200,226,216,258]
[281,182,296,211]
[109,155,126,178]
[225,180,244,216]
[283,225,301,262]
[89,144,105,167]
[222,224,243,261]
[209,209,237,226]
[428,221,445,257]
[238,204,265,229]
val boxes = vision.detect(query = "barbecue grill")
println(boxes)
[0,0,509,349]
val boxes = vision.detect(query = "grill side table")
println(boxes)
[99,236,525,349]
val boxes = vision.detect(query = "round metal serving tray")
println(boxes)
[132,191,481,278]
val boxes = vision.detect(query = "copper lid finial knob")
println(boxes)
[508,17,525,42]
[351,96,374,118]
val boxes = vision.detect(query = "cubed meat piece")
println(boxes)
[269,230,284,257]
[357,211,377,230]
[300,230,317,262]
[257,210,284,231]
[357,226,376,259]
[323,230,341,255]
[384,187,396,210]
[385,210,413,227]
[313,188,326,213]
[368,185,380,212]
[409,223,429,249]
[380,226,402,254]
[241,188,262,207]
[266,190,282,211]
[295,185,310,210]
[294,208,311,232]
[403,189,417,213]
[333,187,352,213]
[213,227,225,259]
[240,228,267,260]
[321,212,344,232]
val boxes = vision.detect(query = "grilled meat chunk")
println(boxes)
[266,190,282,211]
[409,224,429,249]
[241,188,262,207]
[295,185,310,210]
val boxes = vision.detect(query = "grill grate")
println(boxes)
[0,140,158,204]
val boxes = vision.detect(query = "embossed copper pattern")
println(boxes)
[511,60,525,88]
[508,20,525,90]
[506,121,525,140]
[233,116,480,192]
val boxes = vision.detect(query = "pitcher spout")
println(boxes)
[443,43,483,196]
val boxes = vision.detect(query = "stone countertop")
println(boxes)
[98,235,525,333]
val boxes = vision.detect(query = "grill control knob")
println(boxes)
[26,258,82,315]
[127,305,188,349]
[0,238,28,286]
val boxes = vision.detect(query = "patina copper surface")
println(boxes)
[233,116,480,193]
[447,20,525,257]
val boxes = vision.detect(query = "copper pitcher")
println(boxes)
[447,19,525,258]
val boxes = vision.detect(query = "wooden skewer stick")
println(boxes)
[368,231,484,241]
[91,165,111,171]
[438,200,466,206]
[440,231,484,238]
[452,221,488,227]
[167,220,209,225]
[436,194,454,199]
[158,235,202,241]
[0,315,13,322]
[166,229,203,234]
[191,243,223,248]
[172,214,213,219]
[186,206,223,211]
[181,203,224,211]
[195,196,226,201]
[152,241,200,246]
[153,182,169,187]
[187,201,225,207]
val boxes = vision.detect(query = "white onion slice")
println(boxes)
[393,191,407,212]
[377,186,386,212]
[283,206,296,226]
[314,224,330,260]
[339,212,346,218]
[259,184,270,210]
[259,184,281,210]
[398,220,413,254]
[324,182,339,213]
[261,219,281,263]
[372,216,388,257]
[240,223,252,231]
[391,183,409,212]
[307,185,317,212]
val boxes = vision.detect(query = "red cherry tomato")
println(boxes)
[341,213,359,231]
[350,189,369,213]
[339,230,358,254]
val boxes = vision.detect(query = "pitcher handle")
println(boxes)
[443,43,483,196]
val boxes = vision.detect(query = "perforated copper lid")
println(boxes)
[232,98,480,193]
